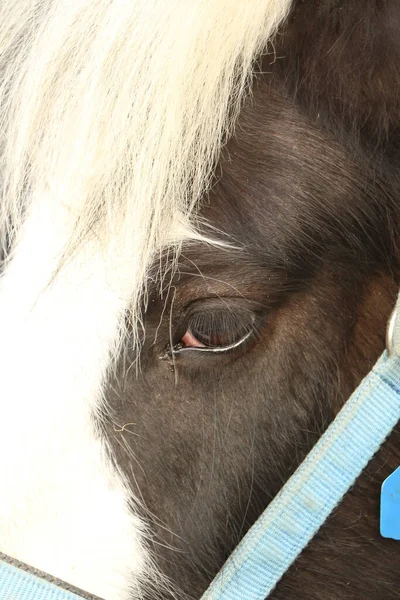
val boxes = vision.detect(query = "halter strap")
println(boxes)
[0,554,101,600]
[200,350,400,600]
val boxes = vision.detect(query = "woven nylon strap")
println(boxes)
[201,351,400,600]
[0,554,100,600]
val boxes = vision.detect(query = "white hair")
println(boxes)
[0,1,292,597]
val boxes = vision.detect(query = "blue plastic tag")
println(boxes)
[380,466,400,540]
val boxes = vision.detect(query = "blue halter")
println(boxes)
[0,553,98,600]
[200,349,400,600]
[1,313,400,600]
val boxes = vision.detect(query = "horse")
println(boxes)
[0,0,399,598]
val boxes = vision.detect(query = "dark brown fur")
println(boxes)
[104,2,400,598]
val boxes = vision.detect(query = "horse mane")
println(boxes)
[0,0,291,334]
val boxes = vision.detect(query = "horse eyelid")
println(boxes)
[172,328,254,355]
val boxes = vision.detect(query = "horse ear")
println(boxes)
[275,1,400,136]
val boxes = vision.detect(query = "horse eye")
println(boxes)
[174,310,256,354]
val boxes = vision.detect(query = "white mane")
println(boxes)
[0,1,291,597]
